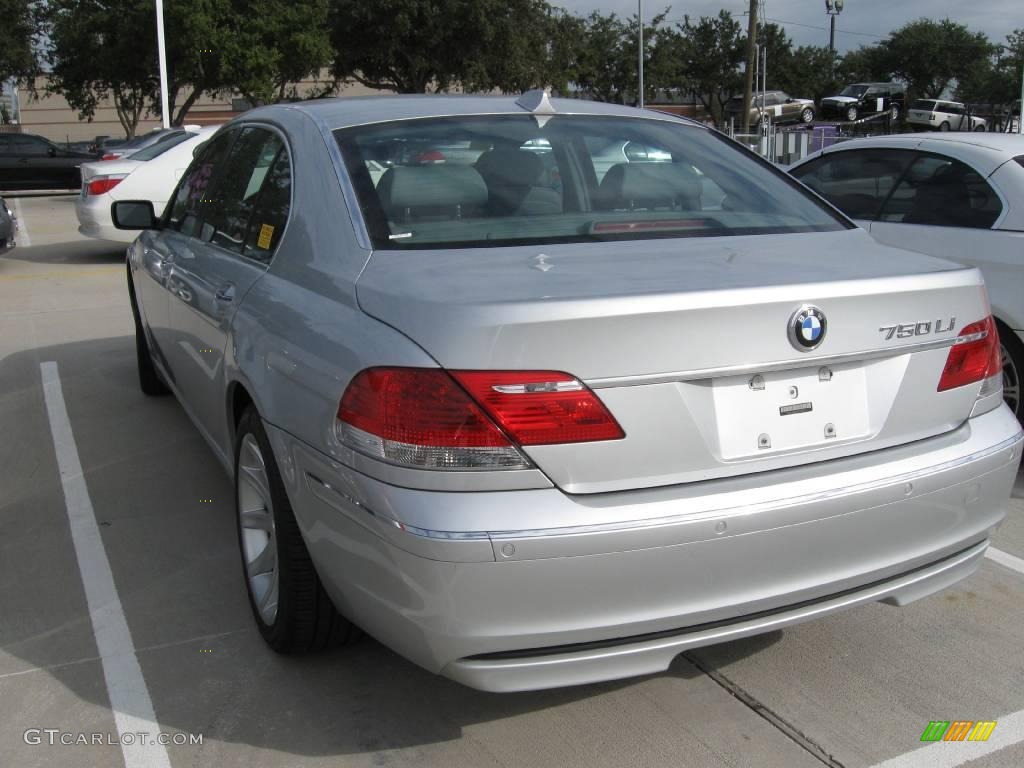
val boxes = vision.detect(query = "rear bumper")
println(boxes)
[271,405,1022,692]
[75,195,133,242]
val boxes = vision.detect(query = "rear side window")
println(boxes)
[130,131,196,162]
[879,153,1002,229]
[201,127,284,253]
[791,149,916,220]
[335,114,848,249]
[241,149,291,263]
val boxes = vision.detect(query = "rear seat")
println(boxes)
[596,162,702,211]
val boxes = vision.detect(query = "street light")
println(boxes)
[825,0,844,53]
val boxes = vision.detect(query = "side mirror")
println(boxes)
[112,200,159,230]
[785,98,794,103]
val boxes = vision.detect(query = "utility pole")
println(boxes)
[638,0,644,108]
[826,0,844,54]
[155,0,170,129]
[741,0,757,133]
[1019,60,1023,134]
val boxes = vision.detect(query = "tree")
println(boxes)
[218,0,333,106]
[782,46,839,104]
[0,0,38,87]
[46,0,158,138]
[328,0,556,95]
[880,19,994,101]
[670,11,744,124]
[835,44,889,86]
[161,0,232,125]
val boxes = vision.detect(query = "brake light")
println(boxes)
[937,316,1001,392]
[449,371,624,445]
[100,153,120,161]
[336,367,623,470]
[86,175,125,196]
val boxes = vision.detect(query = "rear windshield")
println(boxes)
[130,131,196,161]
[912,100,938,111]
[334,114,848,249]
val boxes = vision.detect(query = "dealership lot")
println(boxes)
[3,194,1024,768]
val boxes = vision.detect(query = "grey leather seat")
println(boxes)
[474,149,562,216]
[597,163,702,211]
[378,165,488,223]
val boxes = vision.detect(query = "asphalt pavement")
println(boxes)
[1,194,1023,768]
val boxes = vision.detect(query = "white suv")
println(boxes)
[907,99,987,132]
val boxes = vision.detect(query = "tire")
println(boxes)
[845,106,858,122]
[127,267,169,396]
[889,104,899,121]
[974,124,986,132]
[800,107,815,124]
[235,407,359,652]
[998,322,1024,421]
[938,121,950,132]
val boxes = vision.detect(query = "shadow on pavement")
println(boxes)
[2,239,126,266]
[1,336,783,759]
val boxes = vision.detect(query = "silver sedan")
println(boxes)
[114,93,1022,692]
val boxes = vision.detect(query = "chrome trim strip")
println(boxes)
[383,431,1022,542]
[587,334,968,388]
[492,380,584,394]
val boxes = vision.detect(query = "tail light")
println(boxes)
[100,153,121,161]
[86,175,126,196]
[336,367,623,470]
[937,316,1001,392]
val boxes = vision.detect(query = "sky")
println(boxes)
[556,0,1020,53]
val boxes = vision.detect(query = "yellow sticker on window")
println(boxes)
[257,223,274,250]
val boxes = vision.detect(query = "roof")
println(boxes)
[244,94,698,131]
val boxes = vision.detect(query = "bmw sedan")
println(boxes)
[788,133,1024,420]
[114,93,1022,692]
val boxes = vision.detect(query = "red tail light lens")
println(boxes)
[86,176,125,196]
[937,316,1001,392]
[336,367,624,470]
[449,371,625,445]
[100,153,120,161]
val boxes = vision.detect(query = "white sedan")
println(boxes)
[76,126,219,242]
[789,132,1024,418]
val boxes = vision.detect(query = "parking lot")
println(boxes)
[3,193,1024,768]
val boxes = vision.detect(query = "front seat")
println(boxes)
[596,162,702,211]
[377,165,488,223]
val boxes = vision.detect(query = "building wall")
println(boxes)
[15,72,393,143]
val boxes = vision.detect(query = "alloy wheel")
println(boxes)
[237,433,279,625]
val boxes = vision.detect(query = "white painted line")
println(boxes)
[871,710,1024,768]
[12,197,32,247]
[41,362,171,768]
[985,546,1024,575]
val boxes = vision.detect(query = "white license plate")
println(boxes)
[713,363,870,460]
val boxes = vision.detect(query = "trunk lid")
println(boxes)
[356,229,992,493]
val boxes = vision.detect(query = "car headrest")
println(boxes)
[378,165,488,215]
[475,149,545,187]
[597,162,701,210]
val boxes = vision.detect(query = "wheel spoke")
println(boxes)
[240,508,272,531]
[258,573,279,619]
[247,537,276,578]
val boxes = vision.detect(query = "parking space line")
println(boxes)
[870,709,1024,768]
[12,197,31,246]
[985,546,1024,575]
[41,362,171,768]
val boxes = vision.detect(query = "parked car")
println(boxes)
[907,99,987,132]
[0,132,98,191]
[789,133,1024,418]
[76,126,219,242]
[114,94,1020,693]
[99,126,202,161]
[0,196,15,254]
[820,82,906,122]
[724,90,816,126]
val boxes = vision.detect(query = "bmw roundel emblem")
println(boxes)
[788,305,827,351]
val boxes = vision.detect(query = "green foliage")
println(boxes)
[329,0,555,94]
[835,44,890,86]
[0,0,38,87]
[881,18,994,100]
[668,11,745,121]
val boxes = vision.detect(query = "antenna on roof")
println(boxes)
[516,87,556,127]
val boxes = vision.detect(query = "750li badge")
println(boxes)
[879,318,956,340]
[789,305,827,352]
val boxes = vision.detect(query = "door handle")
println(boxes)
[215,284,235,303]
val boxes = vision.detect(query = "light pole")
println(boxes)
[825,0,844,54]
[638,0,644,108]
[155,0,170,129]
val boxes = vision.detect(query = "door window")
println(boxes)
[165,129,237,237]
[10,135,50,156]
[791,149,915,220]
[201,127,285,254]
[878,153,1002,229]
